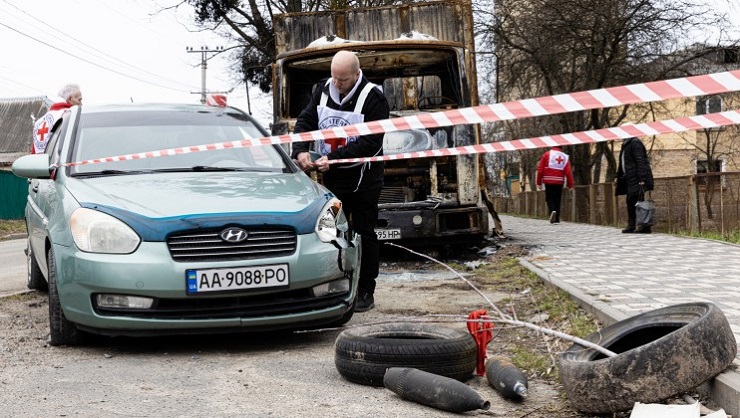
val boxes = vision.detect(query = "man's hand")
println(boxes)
[314,155,330,172]
[294,152,314,171]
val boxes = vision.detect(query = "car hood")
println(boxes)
[65,171,333,240]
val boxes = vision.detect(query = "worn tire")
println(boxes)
[26,240,47,292]
[334,323,477,386]
[47,247,83,346]
[558,302,737,414]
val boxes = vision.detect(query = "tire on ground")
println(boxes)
[334,323,477,386]
[26,240,47,291]
[557,302,737,414]
[47,246,83,346]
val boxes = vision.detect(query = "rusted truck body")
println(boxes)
[271,0,489,248]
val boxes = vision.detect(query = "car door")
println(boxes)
[27,116,67,274]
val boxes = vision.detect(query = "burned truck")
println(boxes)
[271,0,492,248]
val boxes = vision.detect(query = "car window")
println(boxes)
[70,116,286,175]
[45,116,69,167]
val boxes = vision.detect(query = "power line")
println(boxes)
[186,46,232,104]
[0,74,40,95]
[0,19,190,93]
[0,0,197,91]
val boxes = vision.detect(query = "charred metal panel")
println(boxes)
[375,206,488,244]
[344,8,401,42]
[273,1,471,55]
[404,2,466,43]
[274,13,338,55]
[454,125,478,204]
[458,154,478,204]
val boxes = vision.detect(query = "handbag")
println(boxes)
[635,189,656,227]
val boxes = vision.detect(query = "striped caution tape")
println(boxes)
[331,109,740,163]
[65,69,740,166]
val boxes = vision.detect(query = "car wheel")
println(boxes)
[334,323,477,386]
[557,302,737,414]
[26,240,47,292]
[47,247,82,346]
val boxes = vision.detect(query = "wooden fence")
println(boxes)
[492,171,740,235]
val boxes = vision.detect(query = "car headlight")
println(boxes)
[70,208,141,253]
[315,198,349,243]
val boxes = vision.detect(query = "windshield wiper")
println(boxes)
[73,169,152,177]
[191,165,241,172]
[188,166,278,172]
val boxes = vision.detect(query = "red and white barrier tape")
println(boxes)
[332,109,740,163]
[66,70,740,166]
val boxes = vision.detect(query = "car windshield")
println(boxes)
[69,109,287,175]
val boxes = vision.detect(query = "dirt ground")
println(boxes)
[0,241,715,417]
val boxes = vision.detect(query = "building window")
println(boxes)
[696,95,722,115]
[723,48,738,64]
[696,159,725,189]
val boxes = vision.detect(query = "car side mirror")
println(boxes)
[11,154,54,179]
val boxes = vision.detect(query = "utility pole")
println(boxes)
[186,46,227,104]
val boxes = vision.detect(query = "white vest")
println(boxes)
[314,79,379,159]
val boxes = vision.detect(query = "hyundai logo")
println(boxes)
[220,227,249,243]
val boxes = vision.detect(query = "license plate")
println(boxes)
[375,228,402,240]
[186,264,289,294]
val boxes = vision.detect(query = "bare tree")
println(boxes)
[475,0,733,192]
[685,92,740,220]
[167,0,416,93]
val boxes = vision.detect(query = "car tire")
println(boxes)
[328,300,355,328]
[334,323,477,386]
[47,247,83,346]
[557,302,737,414]
[26,240,47,292]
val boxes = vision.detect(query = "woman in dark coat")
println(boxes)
[615,137,654,233]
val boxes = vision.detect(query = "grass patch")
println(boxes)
[511,347,553,377]
[0,292,35,302]
[475,257,535,292]
[675,230,740,245]
[473,252,600,382]
[0,219,26,236]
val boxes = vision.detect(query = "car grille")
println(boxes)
[379,186,406,204]
[94,289,348,320]
[167,227,297,262]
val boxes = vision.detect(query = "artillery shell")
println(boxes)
[485,355,529,399]
[383,367,490,413]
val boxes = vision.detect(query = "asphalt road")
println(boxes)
[0,238,25,296]
[0,237,575,418]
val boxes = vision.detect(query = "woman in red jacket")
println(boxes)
[536,146,574,224]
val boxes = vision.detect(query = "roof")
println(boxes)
[0,96,53,164]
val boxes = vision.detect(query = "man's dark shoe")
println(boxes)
[635,227,652,234]
[549,211,557,224]
[622,227,635,233]
[354,292,375,312]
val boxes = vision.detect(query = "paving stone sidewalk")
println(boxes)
[499,214,740,341]
[498,214,740,415]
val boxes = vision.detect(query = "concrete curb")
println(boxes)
[519,259,629,326]
[0,233,27,241]
[0,289,34,299]
[518,258,740,417]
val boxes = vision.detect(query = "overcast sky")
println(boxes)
[0,0,272,126]
[1,0,738,132]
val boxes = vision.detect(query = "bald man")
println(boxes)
[292,50,390,313]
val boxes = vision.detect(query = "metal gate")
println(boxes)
[0,169,27,219]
